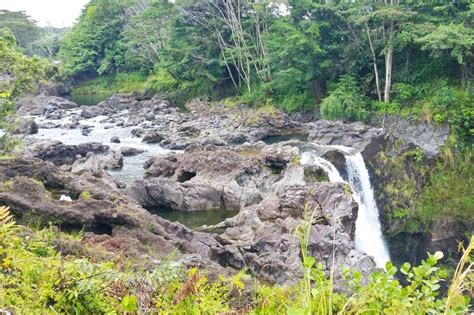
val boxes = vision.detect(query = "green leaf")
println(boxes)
[121,295,138,312]
[303,256,316,268]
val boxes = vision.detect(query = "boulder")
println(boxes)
[120,146,145,157]
[110,136,121,143]
[144,155,178,177]
[142,130,165,143]
[27,141,109,165]
[16,95,77,116]
[71,150,123,174]
[10,118,38,135]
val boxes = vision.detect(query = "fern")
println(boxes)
[0,206,13,224]
[0,206,16,242]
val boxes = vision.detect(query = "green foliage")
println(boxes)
[415,150,474,225]
[320,75,369,122]
[79,191,92,200]
[1,207,473,313]
[59,0,131,78]
[0,28,53,99]
[417,23,473,65]
[72,72,150,95]
[0,10,41,53]
[0,28,53,153]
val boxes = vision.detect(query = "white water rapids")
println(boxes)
[301,144,390,268]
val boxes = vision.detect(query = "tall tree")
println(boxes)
[0,10,41,54]
[59,0,133,79]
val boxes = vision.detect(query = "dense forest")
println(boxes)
[57,0,473,141]
[0,0,473,314]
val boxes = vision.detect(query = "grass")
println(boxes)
[71,72,151,95]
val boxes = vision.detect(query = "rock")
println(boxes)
[110,136,120,143]
[37,122,61,129]
[16,95,77,116]
[131,128,145,137]
[10,118,38,135]
[373,115,449,158]
[81,126,92,136]
[120,146,145,157]
[142,130,164,143]
[0,156,179,258]
[80,108,98,119]
[144,155,178,177]
[27,141,109,165]
[307,120,386,161]
[71,150,123,174]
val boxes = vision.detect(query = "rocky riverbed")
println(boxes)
[4,92,456,284]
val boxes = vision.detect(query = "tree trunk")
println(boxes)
[384,19,394,103]
[365,23,382,102]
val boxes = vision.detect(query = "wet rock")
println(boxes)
[80,108,98,119]
[81,126,92,136]
[120,146,145,157]
[131,127,145,137]
[142,130,165,143]
[110,136,120,143]
[308,120,386,161]
[37,122,61,129]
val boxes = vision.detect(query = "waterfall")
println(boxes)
[301,152,344,183]
[301,145,390,268]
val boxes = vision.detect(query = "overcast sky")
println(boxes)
[0,0,90,27]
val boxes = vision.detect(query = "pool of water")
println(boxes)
[66,93,113,106]
[146,207,238,229]
[263,134,308,145]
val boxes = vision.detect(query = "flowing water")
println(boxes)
[30,110,175,183]
[301,144,390,267]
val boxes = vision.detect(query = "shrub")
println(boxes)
[320,75,369,122]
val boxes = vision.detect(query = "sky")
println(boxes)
[0,0,90,27]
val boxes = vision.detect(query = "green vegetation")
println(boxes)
[415,150,474,225]
[320,75,369,122]
[79,191,92,200]
[0,28,54,152]
[1,206,472,314]
[71,72,150,95]
[55,0,473,145]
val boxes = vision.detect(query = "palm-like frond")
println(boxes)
[0,206,13,225]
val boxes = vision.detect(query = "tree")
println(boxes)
[0,27,52,152]
[31,27,68,60]
[416,23,473,87]
[59,0,132,79]
[340,1,415,102]
[122,0,176,72]
[0,10,41,54]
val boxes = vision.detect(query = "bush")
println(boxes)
[320,75,369,122]
[415,149,474,224]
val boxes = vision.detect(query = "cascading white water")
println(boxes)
[301,145,390,268]
[301,152,344,183]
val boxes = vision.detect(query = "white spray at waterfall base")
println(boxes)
[301,145,390,268]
